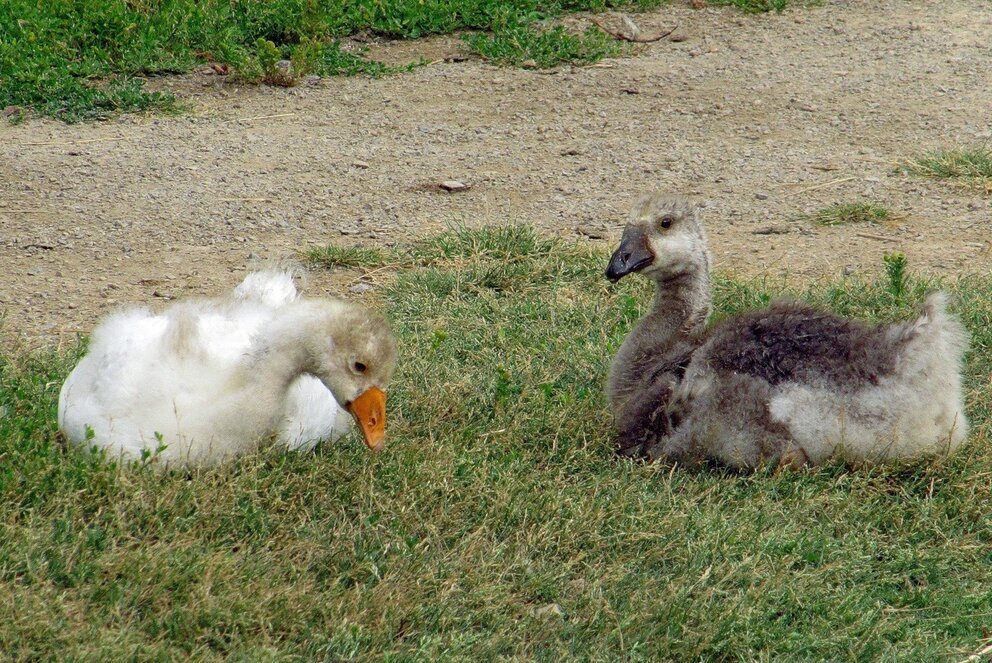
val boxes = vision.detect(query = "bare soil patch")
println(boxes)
[2,0,990,348]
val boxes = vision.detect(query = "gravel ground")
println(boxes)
[1,0,990,348]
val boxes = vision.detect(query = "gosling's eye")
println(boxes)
[660,216,674,229]
[353,362,367,374]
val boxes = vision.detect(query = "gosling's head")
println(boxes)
[307,301,398,451]
[605,194,709,283]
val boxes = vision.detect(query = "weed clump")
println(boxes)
[804,202,891,227]
[901,147,992,189]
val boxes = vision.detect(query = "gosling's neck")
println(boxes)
[240,301,344,392]
[644,265,712,337]
[607,263,711,410]
[197,310,327,441]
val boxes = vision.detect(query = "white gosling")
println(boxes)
[606,193,969,469]
[58,270,397,468]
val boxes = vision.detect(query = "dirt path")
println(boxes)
[1,0,990,348]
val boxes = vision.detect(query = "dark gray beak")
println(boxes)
[605,227,654,282]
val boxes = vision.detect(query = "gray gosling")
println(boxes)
[606,193,969,470]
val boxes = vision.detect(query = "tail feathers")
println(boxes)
[162,304,202,359]
[921,291,951,323]
[891,291,969,365]
[233,270,300,308]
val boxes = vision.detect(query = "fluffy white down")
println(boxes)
[767,293,969,463]
[672,293,969,467]
[58,270,353,467]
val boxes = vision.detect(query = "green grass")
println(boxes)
[902,147,992,189]
[308,244,395,270]
[709,0,790,11]
[5,225,991,659]
[2,0,813,122]
[465,24,622,68]
[803,202,892,227]
[707,0,817,12]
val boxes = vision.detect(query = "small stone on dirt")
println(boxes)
[352,161,370,169]
[755,192,769,200]
[439,180,470,192]
[575,224,606,239]
[349,283,373,294]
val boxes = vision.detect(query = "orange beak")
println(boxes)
[347,387,387,452]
